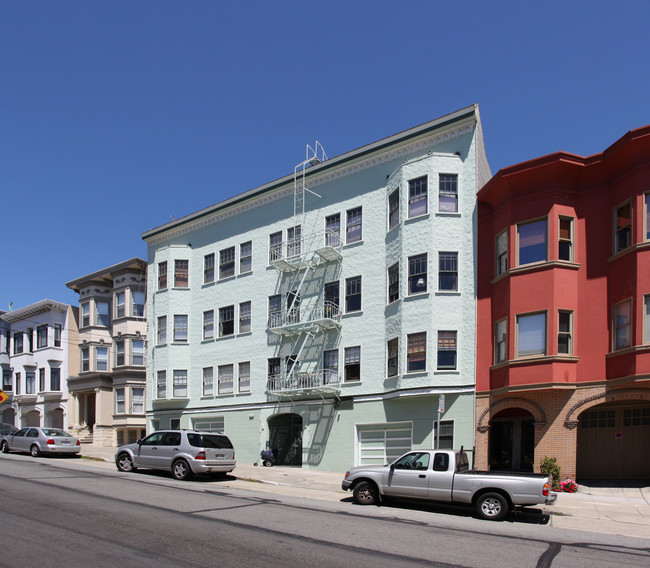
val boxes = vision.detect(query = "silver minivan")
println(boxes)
[115,430,236,481]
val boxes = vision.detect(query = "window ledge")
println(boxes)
[171,287,190,291]
[606,344,650,358]
[435,290,460,296]
[493,260,581,283]
[342,310,363,317]
[435,211,461,218]
[215,334,236,341]
[201,338,215,344]
[405,292,430,301]
[202,281,216,288]
[405,213,430,224]
[171,341,189,346]
[238,271,253,278]
[608,240,650,262]
[218,275,236,284]
[493,355,580,369]
[343,240,364,248]
[341,381,361,386]
[237,331,253,337]
[433,369,459,375]
[403,370,427,378]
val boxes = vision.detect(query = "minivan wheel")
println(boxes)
[30,445,40,458]
[172,459,193,481]
[116,453,136,473]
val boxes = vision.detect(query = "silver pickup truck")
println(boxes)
[342,449,556,521]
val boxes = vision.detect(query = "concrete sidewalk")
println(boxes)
[79,445,650,539]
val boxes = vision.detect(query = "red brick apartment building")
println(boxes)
[476,126,650,480]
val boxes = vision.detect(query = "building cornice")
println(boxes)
[142,109,477,246]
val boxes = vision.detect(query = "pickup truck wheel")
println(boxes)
[476,492,508,521]
[353,481,379,506]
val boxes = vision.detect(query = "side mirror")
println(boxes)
[137,439,143,445]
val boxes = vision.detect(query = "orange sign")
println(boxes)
[0,389,8,404]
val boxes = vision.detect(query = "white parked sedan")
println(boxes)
[1,427,81,457]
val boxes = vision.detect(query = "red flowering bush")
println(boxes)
[559,479,578,493]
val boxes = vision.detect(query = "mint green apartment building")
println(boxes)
[142,105,491,471]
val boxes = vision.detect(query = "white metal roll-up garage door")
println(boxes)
[356,422,412,466]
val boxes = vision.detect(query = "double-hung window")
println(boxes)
[116,388,125,414]
[437,331,457,370]
[516,312,547,357]
[96,347,108,371]
[39,368,46,391]
[323,349,339,384]
[173,315,188,342]
[438,174,458,213]
[614,202,632,253]
[268,295,282,328]
[96,301,110,327]
[438,252,458,291]
[204,253,215,283]
[344,346,360,382]
[287,226,302,257]
[115,341,125,366]
[220,247,235,279]
[81,302,90,327]
[239,301,251,333]
[132,340,144,366]
[132,290,145,317]
[157,316,167,344]
[174,260,189,287]
[517,219,547,265]
[494,319,507,364]
[407,332,426,372]
[496,230,508,276]
[26,372,35,394]
[50,368,61,391]
[203,367,214,396]
[173,370,187,397]
[158,261,167,290]
[345,276,362,312]
[324,281,340,318]
[218,364,234,394]
[387,338,399,377]
[238,362,251,392]
[81,348,89,372]
[219,306,234,337]
[558,311,573,354]
[408,176,428,218]
[269,232,283,263]
[325,214,341,247]
[13,332,23,354]
[346,207,362,243]
[388,189,400,230]
[131,388,144,414]
[2,370,11,392]
[558,217,574,261]
[54,324,62,347]
[115,291,125,318]
[388,263,400,303]
[613,300,631,351]
[408,254,427,295]
[203,310,214,340]
[240,241,252,273]
[156,370,167,398]
[37,325,48,349]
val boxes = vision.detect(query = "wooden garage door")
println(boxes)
[577,404,650,480]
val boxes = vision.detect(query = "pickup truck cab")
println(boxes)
[342,449,556,521]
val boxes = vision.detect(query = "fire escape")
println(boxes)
[266,142,343,399]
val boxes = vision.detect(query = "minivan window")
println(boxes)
[188,433,233,449]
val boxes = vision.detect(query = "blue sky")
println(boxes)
[2,1,649,310]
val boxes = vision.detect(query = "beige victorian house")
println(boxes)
[66,258,147,446]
